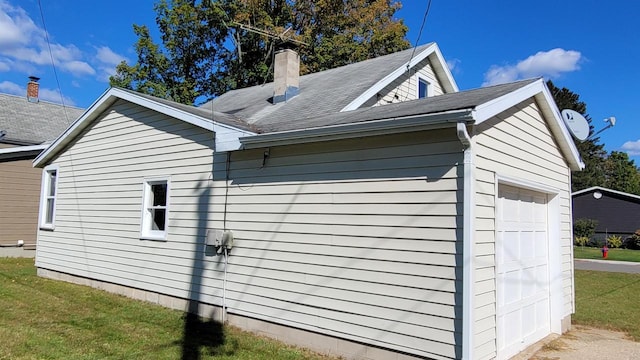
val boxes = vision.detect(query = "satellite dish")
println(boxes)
[561,109,590,141]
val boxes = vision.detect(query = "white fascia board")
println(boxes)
[341,43,459,112]
[473,79,584,171]
[572,186,640,201]
[33,87,255,167]
[429,45,459,93]
[0,144,47,154]
[240,109,474,149]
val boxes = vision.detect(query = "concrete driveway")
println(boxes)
[528,325,640,360]
[575,259,640,274]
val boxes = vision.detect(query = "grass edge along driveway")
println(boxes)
[574,269,640,341]
[574,246,640,262]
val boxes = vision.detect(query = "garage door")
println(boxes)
[497,185,551,359]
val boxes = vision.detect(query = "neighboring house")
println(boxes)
[0,78,83,252]
[572,186,640,239]
[33,43,583,360]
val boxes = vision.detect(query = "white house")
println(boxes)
[33,43,583,360]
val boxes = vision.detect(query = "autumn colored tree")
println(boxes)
[110,0,410,105]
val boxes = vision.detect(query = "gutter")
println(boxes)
[457,121,474,360]
[240,109,474,149]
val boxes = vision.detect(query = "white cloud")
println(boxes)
[96,46,127,66]
[0,0,42,48]
[0,79,23,93]
[0,1,96,78]
[95,46,128,80]
[483,48,582,86]
[61,60,96,76]
[0,80,76,105]
[0,60,9,71]
[446,58,461,73]
[621,140,640,156]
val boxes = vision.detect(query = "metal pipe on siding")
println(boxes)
[457,121,474,360]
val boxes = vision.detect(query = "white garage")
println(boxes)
[496,184,553,359]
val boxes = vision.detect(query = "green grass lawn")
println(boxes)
[574,270,640,341]
[0,258,337,360]
[573,246,640,262]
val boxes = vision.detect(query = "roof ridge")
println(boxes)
[0,92,84,110]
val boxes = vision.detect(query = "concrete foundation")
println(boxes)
[37,267,426,360]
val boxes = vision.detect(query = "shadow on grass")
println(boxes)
[178,311,238,360]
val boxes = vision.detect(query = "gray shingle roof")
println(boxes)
[201,43,435,128]
[230,78,539,134]
[117,88,258,132]
[0,93,84,144]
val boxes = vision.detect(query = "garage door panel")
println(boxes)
[497,185,551,360]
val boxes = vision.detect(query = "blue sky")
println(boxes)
[1,0,638,162]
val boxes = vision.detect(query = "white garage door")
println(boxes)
[497,185,551,359]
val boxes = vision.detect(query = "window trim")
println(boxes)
[140,177,171,241]
[38,164,59,230]
[416,76,433,99]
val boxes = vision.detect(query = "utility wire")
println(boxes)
[406,0,433,70]
[394,0,433,103]
[37,0,72,125]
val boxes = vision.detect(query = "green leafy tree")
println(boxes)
[603,151,640,195]
[547,80,607,191]
[110,0,410,105]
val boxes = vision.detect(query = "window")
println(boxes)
[39,165,59,230]
[141,178,170,240]
[418,77,431,99]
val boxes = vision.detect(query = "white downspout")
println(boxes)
[457,121,474,360]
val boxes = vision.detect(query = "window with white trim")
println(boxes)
[418,77,431,99]
[140,178,170,240]
[39,165,58,230]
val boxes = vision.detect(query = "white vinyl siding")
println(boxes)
[213,129,464,360]
[37,112,465,360]
[471,99,573,360]
[362,59,445,107]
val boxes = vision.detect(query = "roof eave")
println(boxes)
[0,144,47,160]
[239,109,474,149]
[473,79,585,172]
[340,43,459,112]
[34,88,256,167]
[572,186,640,201]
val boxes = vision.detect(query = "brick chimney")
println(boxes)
[273,49,299,104]
[27,76,40,103]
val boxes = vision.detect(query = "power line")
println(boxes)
[37,0,72,125]
[406,0,433,70]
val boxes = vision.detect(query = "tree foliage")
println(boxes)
[547,80,607,191]
[547,80,640,194]
[110,0,410,105]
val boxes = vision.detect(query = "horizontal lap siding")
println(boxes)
[363,59,445,107]
[216,129,464,360]
[471,100,573,360]
[37,101,465,360]
[35,99,216,305]
[0,159,41,244]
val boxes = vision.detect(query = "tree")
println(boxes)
[110,0,410,105]
[547,80,607,192]
[603,151,640,195]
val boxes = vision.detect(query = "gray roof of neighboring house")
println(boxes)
[201,43,435,128]
[0,93,84,144]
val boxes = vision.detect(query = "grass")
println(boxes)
[574,269,640,340]
[573,246,640,262]
[0,257,338,360]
